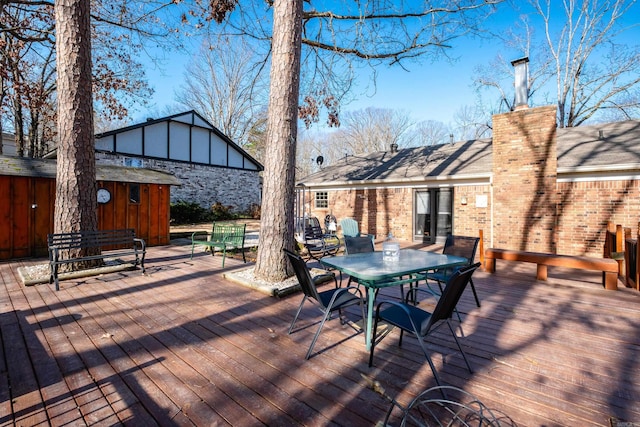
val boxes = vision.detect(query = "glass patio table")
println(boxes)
[321,248,468,350]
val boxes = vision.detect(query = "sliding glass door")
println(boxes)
[413,188,452,243]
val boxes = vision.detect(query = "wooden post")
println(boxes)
[636,232,640,291]
[479,229,485,269]
[615,224,624,276]
[604,221,614,258]
[624,227,631,288]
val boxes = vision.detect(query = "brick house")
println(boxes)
[297,105,640,257]
[93,111,263,213]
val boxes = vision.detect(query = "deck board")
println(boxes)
[1,244,639,426]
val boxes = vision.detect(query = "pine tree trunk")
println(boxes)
[254,0,303,282]
[54,0,99,267]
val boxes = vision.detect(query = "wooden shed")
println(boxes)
[0,155,181,260]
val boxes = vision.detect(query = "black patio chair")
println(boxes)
[300,216,342,262]
[368,263,481,387]
[426,235,481,307]
[284,249,365,359]
[344,235,375,255]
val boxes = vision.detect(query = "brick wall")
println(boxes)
[492,106,558,252]
[557,180,640,257]
[96,153,261,213]
[308,187,414,240]
[453,185,491,238]
[306,185,490,242]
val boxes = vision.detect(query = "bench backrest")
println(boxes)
[211,223,246,246]
[48,229,136,251]
[625,237,638,289]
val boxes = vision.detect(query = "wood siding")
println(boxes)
[0,176,170,260]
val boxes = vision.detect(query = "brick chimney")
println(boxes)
[492,105,558,253]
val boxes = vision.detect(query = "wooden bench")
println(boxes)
[48,229,146,291]
[484,248,619,290]
[190,222,246,267]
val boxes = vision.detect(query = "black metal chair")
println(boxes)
[300,217,342,262]
[343,235,375,255]
[426,235,481,307]
[368,263,481,387]
[284,249,365,359]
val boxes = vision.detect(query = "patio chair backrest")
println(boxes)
[284,248,322,302]
[423,262,481,335]
[304,217,325,240]
[340,218,361,238]
[344,236,374,255]
[442,235,480,265]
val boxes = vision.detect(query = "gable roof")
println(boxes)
[93,110,263,171]
[299,119,640,187]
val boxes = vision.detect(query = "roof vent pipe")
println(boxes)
[511,57,529,110]
[390,142,398,153]
[598,130,604,139]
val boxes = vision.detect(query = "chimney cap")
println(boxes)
[511,57,529,66]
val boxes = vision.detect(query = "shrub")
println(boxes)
[211,202,236,221]
[170,201,212,224]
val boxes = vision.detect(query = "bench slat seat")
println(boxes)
[48,229,146,291]
[485,248,619,290]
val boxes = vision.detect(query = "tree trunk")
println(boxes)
[254,0,303,282]
[54,0,99,266]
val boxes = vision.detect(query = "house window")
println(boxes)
[123,157,143,168]
[315,191,328,208]
[129,184,140,204]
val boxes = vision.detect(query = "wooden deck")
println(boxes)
[1,243,640,426]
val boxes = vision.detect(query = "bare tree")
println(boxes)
[537,0,640,126]
[451,104,493,140]
[0,0,176,156]
[175,36,268,146]
[335,107,415,154]
[414,119,451,146]
[53,0,98,262]
[474,0,640,127]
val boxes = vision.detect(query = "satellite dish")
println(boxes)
[316,155,324,166]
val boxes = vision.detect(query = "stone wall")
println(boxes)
[96,153,261,213]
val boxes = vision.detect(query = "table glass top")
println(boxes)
[321,248,468,282]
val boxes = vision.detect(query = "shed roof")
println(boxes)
[299,119,640,187]
[0,155,182,186]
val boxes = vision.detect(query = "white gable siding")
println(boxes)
[229,146,244,168]
[169,122,190,161]
[95,134,114,151]
[211,137,227,166]
[191,127,209,163]
[116,128,143,155]
[144,123,168,158]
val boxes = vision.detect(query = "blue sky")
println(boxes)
[137,2,640,126]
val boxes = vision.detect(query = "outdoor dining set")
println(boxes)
[286,216,483,389]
